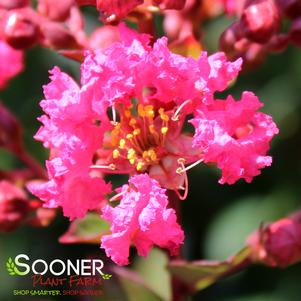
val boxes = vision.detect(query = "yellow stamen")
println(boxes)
[119,139,126,149]
[130,118,137,126]
[113,149,120,159]
[161,127,168,134]
[136,162,144,171]
[133,129,141,136]
[125,110,131,118]
[138,104,145,117]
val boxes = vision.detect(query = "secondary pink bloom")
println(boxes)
[101,174,184,265]
[30,24,278,264]
[190,92,279,184]
[0,39,23,89]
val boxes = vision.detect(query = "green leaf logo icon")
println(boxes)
[6,257,22,276]
[102,273,112,280]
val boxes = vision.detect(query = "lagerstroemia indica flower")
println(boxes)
[29,24,278,265]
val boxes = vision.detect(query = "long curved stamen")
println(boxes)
[175,159,189,200]
[172,99,192,121]
[90,163,116,170]
[111,105,117,125]
[176,158,204,174]
[109,190,127,202]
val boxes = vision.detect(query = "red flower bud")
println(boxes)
[0,102,23,153]
[0,0,28,10]
[3,10,39,49]
[247,218,301,267]
[76,0,96,5]
[89,25,120,49]
[153,0,186,10]
[275,0,301,19]
[41,21,81,49]
[240,0,280,43]
[37,0,75,22]
[219,22,243,55]
[97,0,143,23]
[0,180,29,232]
[266,33,289,52]
[289,16,301,48]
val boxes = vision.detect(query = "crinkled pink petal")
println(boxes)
[28,67,111,220]
[207,52,242,92]
[190,91,279,184]
[101,174,184,265]
[0,40,23,89]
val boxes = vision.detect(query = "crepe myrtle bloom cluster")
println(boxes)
[29,24,278,265]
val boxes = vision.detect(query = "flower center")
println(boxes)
[110,104,170,172]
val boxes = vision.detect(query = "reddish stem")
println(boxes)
[167,190,192,301]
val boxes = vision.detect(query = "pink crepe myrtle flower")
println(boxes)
[29,24,278,265]
[101,174,184,265]
[0,39,23,89]
[189,91,279,184]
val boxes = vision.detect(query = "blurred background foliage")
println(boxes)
[1,8,301,301]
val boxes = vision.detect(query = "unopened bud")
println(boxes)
[41,21,80,49]
[266,33,289,52]
[89,25,120,49]
[275,0,301,19]
[76,0,96,5]
[247,218,301,267]
[219,22,243,55]
[3,10,39,49]
[0,180,29,232]
[240,0,280,43]
[153,0,186,10]
[0,0,28,9]
[38,0,74,21]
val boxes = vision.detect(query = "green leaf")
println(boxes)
[133,248,171,301]
[113,267,165,301]
[59,213,110,244]
[168,247,251,292]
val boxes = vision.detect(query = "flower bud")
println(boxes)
[89,25,120,49]
[0,0,28,10]
[153,0,186,10]
[289,16,301,47]
[266,33,289,52]
[0,102,23,153]
[37,0,74,22]
[275,0,301,19]
[219,22,243,55]
[0,180,29,232]
[247,218,301,267]
[240,0,280,43]
[76,0,96,5]
[41,21,80,49]
[3,10,39,49]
